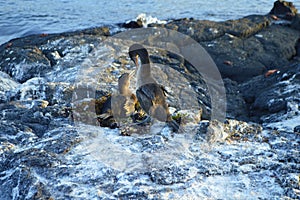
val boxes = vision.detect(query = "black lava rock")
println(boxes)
[294,125,300,133]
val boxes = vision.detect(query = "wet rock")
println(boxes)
[240,63,300,124]
[72,98,100,126]
[0,27,109,83]
[291,14,300,30]
[0,71,19,103]
[150,165,190,185]
[18,77,47,100]
[223,78,248,120]
[121,20,143,29]
[253,92,287,113]
[0,4,300,199]
[40,128,81,154]
[205,119,263,143]
[151,12,299,83]
[20,109,51,137]
[295,38,300,58]
[153,15,270,41]
[204,24,298,82]
[223,119,263,141]
[294,125,300,133]
[45,82,74,105]
[0,114,299,199]
[0,165,53,200]
[0,127,79,200]
[0,47,52,83]
[0,121,33,144]
[1,27,107,49]
[175,109,202,125]
[206,120,229,143]
[0,72,19,91]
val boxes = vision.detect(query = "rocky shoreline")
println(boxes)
[0,1,299,199]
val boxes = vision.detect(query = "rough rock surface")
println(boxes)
[0,1,299,199]
[152,14,299,83]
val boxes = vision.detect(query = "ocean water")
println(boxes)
[0,0,299,45]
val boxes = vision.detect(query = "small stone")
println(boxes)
[268,99,287,113]
[223,60,233,66]
[31,100,49,109]
[265,69,279,77]
[294,125,300,133]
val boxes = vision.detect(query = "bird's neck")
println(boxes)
[119,84,131,95]
[136,63,156,88]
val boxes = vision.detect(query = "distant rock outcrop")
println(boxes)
[270,0,298,20]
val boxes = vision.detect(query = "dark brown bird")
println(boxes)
[128,44,180,132]
[98,72,137,127]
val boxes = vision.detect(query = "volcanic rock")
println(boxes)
[0,2,299,199]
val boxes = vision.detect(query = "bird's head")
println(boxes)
[128,44,150,68]
[118,73,130,86]
[118,71,135,88]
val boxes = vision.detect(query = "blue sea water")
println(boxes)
[0,0,299,45]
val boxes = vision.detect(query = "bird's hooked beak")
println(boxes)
[134,54,139,69]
